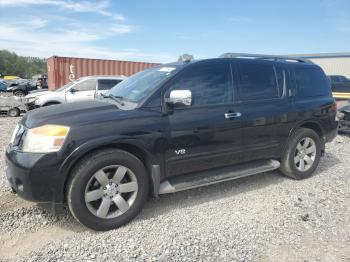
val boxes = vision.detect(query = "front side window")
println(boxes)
[56,82,75,92]
[73,79,96,92]
[98,79,122,90]
[238,62,279,101]
[295,67,330,97]
[166,63,232,106]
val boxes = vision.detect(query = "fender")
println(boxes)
[283,119,326,154]
[54,135,158,202]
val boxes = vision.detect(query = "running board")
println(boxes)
[159,160,280,194]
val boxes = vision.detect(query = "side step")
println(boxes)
[159,160,280,194]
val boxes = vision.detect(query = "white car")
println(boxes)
[25,76,125,110]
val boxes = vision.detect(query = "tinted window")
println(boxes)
[98,79,121,90]
[340,76,350,83]
[238,62,279,100]
[74,79,96,91]
[330,76,339,83]
[167,63,232,106]
[295,67,330,97]
[332,84,350,92]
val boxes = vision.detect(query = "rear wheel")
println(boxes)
[280,128,322,179]
[7,107,20,117]
[67,149,149,231]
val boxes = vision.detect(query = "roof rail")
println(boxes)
[220,53,313,64]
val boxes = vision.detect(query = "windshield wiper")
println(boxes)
[101,94,125,106]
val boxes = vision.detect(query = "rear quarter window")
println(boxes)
[295,67,330,97]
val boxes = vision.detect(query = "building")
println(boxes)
[289,52,350,78]
[47,56,160,90]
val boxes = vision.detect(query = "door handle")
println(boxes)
[224,112,242,119]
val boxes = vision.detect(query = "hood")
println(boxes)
[26,90,52,98]
[29,89,49,94]
[22,100,134,128]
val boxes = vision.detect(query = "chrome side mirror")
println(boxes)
[169,90,192,107]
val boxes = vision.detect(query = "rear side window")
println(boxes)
[98,79,122,90]
[295,67,330,97]
[167,63,232,106]
[238,62,279,100]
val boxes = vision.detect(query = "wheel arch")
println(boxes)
[60,139,159,203]
[286,120,326,153]
[42,101,61,106]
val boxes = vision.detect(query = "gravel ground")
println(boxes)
[0,116,350,261]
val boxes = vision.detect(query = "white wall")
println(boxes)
[310,57,350,78]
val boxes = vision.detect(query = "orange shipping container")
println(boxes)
[47,56,160,90]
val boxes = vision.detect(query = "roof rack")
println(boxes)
[220,53,313,64]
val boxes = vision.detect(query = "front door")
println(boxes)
[164,61,243,177]
[65,79,97,103]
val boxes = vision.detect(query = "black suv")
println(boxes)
[5,54,338,231]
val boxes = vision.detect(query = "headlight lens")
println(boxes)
[22,125,70,153]
[27,97,38,103]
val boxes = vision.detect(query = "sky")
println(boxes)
[0,0,349,63]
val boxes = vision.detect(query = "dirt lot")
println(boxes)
[0,116,350,261]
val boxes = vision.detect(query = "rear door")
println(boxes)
[65,79,97,103]
[233,60,293,162]
[164,61,243,177]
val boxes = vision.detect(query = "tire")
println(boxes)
[67,149,149,231]
[280,128,322,179]
[13,90,25,97]
[7,107,20,117]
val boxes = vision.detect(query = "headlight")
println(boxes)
[22,125,70,153]
[26,97,38,103]
[7,86,13,91]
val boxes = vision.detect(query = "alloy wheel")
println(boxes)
[84,165,138,219]
[294,137,316,172]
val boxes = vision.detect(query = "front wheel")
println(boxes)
[67,149,149,231]
[280,128,322,179]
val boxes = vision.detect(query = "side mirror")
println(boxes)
[168,90,192,107]
[70,88,76,93]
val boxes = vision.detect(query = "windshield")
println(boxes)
[107,65,180,103]
[55,81,75,92]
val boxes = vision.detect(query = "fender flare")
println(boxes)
[284,120,326,154]
[42,101,61,106]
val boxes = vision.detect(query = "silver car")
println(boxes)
[25,75,125,110]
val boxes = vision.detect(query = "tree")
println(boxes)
[178,53,194,62]
[0,50,47,78]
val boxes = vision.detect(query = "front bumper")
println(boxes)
[25,102,40,111]
[339,119,350,133]
[5,147,64,203]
